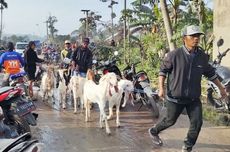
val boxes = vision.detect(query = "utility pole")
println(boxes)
[108,0,118,40]
[101,0,117,40]
[44,20,49,41]
[123,0,127,63]
[81,9,90,38]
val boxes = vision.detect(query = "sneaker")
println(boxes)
[148,128,163,146]
[182,146,192,152]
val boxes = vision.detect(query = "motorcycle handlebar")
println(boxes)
[214,48,230,65]
[132,61,141,66]
[96,65,105,70]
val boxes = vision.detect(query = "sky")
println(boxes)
[3,0,213,37]
[3,0,133,37]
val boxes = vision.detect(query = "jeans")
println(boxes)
[151,99,203,149]
[71,70,86,78]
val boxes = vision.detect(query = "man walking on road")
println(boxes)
[148,25,228,152]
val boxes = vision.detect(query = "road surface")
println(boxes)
[31,97,230,152]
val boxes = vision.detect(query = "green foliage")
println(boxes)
[95,0,214,87]
[0,0,7,8]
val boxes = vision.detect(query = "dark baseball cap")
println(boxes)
[83,38,90,43]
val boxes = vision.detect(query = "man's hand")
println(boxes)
[220,87,228,100]
[158,75,166,101]
[158,88,165,100]
[212,78,228,100]
[75,64,79,71]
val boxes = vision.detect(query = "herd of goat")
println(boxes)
[39,65,134,135]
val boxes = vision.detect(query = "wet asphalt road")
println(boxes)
[0,73,230,152]
[31,96,230,152]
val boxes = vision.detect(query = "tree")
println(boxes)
[79,11,102,38]
[46,15,58,42]
[0,0,7,44]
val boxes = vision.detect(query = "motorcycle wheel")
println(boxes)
[145,94,159,118]
[14,115,31,135]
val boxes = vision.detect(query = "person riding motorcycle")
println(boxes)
[0,42,24,86]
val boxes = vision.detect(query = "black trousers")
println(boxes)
[152,99,203,149]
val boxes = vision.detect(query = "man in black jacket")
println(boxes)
[148,25,227,152]
[71,38,92,77]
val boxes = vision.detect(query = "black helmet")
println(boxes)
[7,42,14,50]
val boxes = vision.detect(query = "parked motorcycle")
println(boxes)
[0,132,44,152]
[123,62,160,118]
[9,71,29,97]
[207,38,230,112]
[93,51,122,83]
[0,86,37,135]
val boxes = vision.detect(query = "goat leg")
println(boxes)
[107,107,113,120]
[74,97,77,114]
[85,100,90,122]
[103,112,111,135]
[116,106,120,128]
[122,94,127,108]
[62,95,66,109]
[99,113,103,129]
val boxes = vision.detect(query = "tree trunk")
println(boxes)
[160,0,176,51]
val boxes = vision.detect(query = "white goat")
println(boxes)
[120,80,135,108]
[84,70,118,135]
[103,79,134,127]
[40,65,55,102]
[57,69,68,109]
[68,75,86,113]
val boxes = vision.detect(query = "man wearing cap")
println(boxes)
[61,40,72,61]
[148,25,227,152]
[71,38,92,77]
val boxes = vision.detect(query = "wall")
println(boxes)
[214,0,230,67]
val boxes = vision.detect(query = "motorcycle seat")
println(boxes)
[0,87,14,95]
[9,71,27,80]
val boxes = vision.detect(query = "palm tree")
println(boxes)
[0,0,7,44]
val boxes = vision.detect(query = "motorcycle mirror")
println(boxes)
[217,38,224,48]
[114,51,118,56]
[92,60,97,64]
[105,60,110,65]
